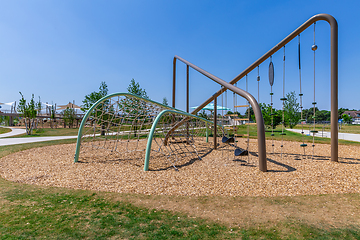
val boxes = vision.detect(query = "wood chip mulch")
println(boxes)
[1,139,360,197]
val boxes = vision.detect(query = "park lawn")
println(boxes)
[1,141,360,238]
[0,127,12,134]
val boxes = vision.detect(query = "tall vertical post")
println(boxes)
[213,96,217,150]
[330,17,338,162]
[186,65,189,113]
[172,58,176,108]
[186,65,190,143]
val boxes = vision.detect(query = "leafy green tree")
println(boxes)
[162,97,168,106]
[342,113,352,124]
[244,107,254,122]
[50,104,56,129]
[82,82,109,135]
[338,108,349,120]
[284,91,300,129]
[122,79,149,137]
[260,103,282,129]
[17,92,37,135]
[81,82,109,112]
[197,110,208,120]
[63,107,76,128]
[127,79,148,98]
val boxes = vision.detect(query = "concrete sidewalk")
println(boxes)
[287,129,360,143]
[0,126,78,146]
[0,127,26,138]
[0,135,78,146]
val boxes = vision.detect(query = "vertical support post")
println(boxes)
[172,58,176,108]
[330,18,338,162]
[186,65,189,113]
[213,96,217,150]
[206,123,209,143]
[186,65,190,143]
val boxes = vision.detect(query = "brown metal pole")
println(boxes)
[186,65,189,113]
[172,58,176,108]
[330,17,338,162]
[186,65,190,143]
[213,96,217,150]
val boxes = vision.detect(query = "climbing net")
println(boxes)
[146,110,226,170]
[74,93,226,171]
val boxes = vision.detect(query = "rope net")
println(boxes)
[147,111,226,170]
[76,93,227,171]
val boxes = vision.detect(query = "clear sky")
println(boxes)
[0,0,359,114]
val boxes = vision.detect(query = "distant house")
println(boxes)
[343,111,360,124]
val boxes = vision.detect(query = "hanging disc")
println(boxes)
[268,61,274,86]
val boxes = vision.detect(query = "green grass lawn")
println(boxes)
[0,127,12,134]
[1,140,360,238]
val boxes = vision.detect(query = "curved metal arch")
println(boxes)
[144,109,220,171]
[74,92,175,163]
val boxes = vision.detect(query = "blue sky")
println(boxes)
[0,0,359,114]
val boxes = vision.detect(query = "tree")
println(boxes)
[63,107,76,128]
[81,82,109,135]
[127,79,148,98]
[260,103,282,129]
[81,81,109,112]
[342,113,352,124]
[338,108,349,120]
[17,92,37,135]
[123,79,149,137]
[284,91,300,129]
[50,104,56,129]
[162,97,168,106]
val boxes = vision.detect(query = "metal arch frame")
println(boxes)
[74,92,176,163]
[144,109,217,171]
[173,13,338,170]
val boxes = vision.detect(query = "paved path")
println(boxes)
[0,127,78,146]
[287,129,360,143]
[0,135,78,146]
[0,127,26,138]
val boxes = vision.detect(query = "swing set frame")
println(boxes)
[172,13,338,172]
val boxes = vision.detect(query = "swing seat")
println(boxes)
[234,148,248,156]
[222,136,235,143]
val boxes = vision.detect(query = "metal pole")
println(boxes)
[172,58,176,108]
[186,65,189,113]
[330,17,338,162]
[186,65,190,143]
[214,96,217,150]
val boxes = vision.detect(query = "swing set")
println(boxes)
[173,13,338,172]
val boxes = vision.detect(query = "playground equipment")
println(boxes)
[74,14,338,173]
[74,93,226,171]
[182,13,338,170]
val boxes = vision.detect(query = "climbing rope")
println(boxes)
[298,34,307,156]
[311,22,318,158]
[246,74,250,163]
[280,46,287,159]
[257,66,260,102]
[269,56,275,154]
